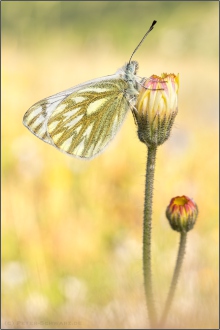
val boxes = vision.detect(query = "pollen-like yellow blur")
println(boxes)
[2,2,218,329]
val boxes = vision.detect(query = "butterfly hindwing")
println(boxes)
[23,74,132,159]
[47,78,130,158]
[23,75,117,145]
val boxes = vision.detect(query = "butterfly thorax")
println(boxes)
[117,60,140,102]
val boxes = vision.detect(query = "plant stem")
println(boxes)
[143,145,157,327]
[159,231,187,327]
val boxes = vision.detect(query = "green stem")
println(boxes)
[159,231,187,327]
[143,145,157,327]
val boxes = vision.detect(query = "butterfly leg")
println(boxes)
[128,97,138,126]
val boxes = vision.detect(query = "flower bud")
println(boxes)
[135,73,179,147]
[166,195,198,232]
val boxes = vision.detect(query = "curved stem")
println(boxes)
[159,231,187,327]
[143,145,157,327]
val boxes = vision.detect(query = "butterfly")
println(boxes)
[23,20,157,159]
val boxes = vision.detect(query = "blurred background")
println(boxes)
[2,2,218,329]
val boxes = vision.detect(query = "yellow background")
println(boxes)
[2,2,219,329]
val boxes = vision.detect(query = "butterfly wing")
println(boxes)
[47,78,130,159]
[23,75,117,145]
[23,93,66,145]
[23,75,132,159]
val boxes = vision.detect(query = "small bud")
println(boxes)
[135,73,179,147]
[166,195,198,232]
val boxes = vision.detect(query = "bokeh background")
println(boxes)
[2,2,219,329]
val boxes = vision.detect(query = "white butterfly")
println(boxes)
[23,20,157,159]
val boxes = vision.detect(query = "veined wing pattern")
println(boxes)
[23,75,133,158]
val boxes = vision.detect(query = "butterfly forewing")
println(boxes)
[47,78,130,158]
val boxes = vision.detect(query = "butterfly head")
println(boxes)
[117,60,139,78]
[126,61,139,75]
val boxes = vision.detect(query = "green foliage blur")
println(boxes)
[2,1,219,329]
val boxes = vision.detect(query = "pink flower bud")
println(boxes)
[166,195,198,232]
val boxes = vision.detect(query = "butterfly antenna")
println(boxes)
[128,20,157,64]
